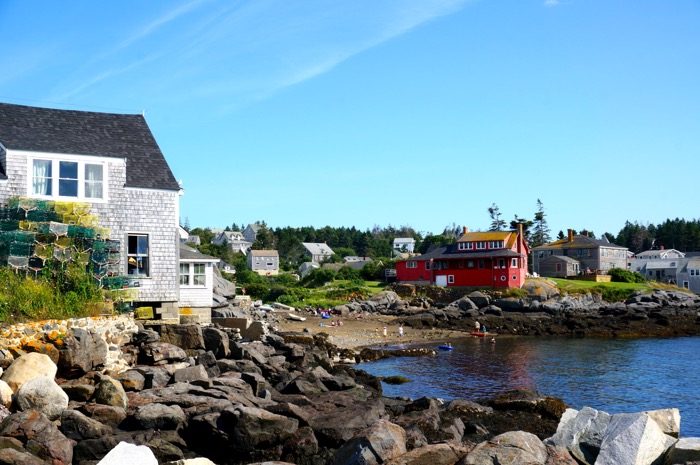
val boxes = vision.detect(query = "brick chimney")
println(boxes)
[567,229,574,242]
[462,226,468,234]
[517,223,523,254]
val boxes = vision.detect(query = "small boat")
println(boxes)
[437,344,454,351]
[287,313,306,322]
[470,331,496,338]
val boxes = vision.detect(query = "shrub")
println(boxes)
[609,268,646,283]
[335,266,360,281]
[303,269,337,288]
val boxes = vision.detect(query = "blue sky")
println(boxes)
[1,0,698,237]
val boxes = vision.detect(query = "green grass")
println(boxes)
[548,278,688,302]
[278,279,387,309]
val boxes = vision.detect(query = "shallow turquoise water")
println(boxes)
[356,336,700,436]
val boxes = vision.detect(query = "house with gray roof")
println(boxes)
[302,242,334,263]
[393,237,416,254]
[212,230,252,254]
[248,249,279,276]
[179,244,220,323]
[532,229,628,276]
[0,102,181,318]
[677,258,700,293]
[243,223,263,243]
[538,255,581,278]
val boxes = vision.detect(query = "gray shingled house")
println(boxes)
[532,229,628,276]
[538,255,581,278]
[247,249,279,276]
[0,102,181,318]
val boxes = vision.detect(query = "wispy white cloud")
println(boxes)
[47,0,473,110]
[544,0,561,7]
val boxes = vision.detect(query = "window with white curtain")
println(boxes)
[32,159,53,195]
[29,158,106,200]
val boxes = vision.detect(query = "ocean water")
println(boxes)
[356,336,700,437]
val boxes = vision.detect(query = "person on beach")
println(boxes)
[474,321,480,331]
[481,323,487,333]
[399,324,404,337]
[383,326,387,337]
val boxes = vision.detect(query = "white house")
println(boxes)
[212,230,252,254]
[393,237,416,253]
[179,244,219,323]
[0,102,181,318]
[179,226,201,246]
[302,242,334,263]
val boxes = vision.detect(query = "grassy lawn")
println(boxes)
[547,278,689,301]
[284,279,388,309]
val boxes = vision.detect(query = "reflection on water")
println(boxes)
[357,336,700,436]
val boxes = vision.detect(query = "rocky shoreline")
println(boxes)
[0,315,699,464]
[330,282,700,339]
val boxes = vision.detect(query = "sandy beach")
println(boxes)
[275,312,468,349]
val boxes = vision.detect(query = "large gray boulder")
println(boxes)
[92,376,128,409]
[232,405,299,450]
[58,327,108,377]
[1,353,57,392]
[97,441,158,465]
[546,407,611,465]
[59,409,112,440]
[643,408,680,438]
[133,403,186,430]
[664,437,700,464]
[202,327,230,359]
[468,291,491,308]
[15,376,69,420]
[214,272,236,298]
[0,409,74,465]
[332,419,407,465]
[464,431,547,465]
[141,342,188,365]
[0,379,12,408]
[157,325,205,350]
[384,443,467,465]
[595,413,675,465]
[0,448,48,465]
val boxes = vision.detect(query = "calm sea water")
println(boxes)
[356,336,700,437]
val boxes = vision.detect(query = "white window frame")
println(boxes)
[27,152,109,202]
[180,262,207,287]
[406,261,417,269]
[425,261,431,270]
[476,241,486,250]
[447,274,454,284]
[180,263,191,285]
[511,258,518,268]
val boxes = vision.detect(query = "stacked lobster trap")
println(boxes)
[0,197,136,295]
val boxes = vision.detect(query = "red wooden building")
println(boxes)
[395,226,529,289]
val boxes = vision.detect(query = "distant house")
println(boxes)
[634,248,685,260]
[302,242,334,263]
[212,230,252,255]
[179,244,220,323]
[179,226,201,246]
[532,230,628,276]
[218,261,236,275]
[395,226,529,289]
[393,237,416,254]
[298,261,320,279]
[677,258,700,293]
[539,255,580,278]
[0,102,181,318]
[243,223,263,243]
[247,250,279,276]
[343,256,372,270]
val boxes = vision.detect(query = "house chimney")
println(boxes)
[567,229,574,242]
[517,223,523,254]
[463,226,468,235]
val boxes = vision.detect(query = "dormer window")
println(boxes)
[30,157,106,201]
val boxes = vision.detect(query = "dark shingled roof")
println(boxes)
[0,102,179,190]
[180,243,219,261]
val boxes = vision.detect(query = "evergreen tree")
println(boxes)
[488,203,506,231]
[557,230,565,240]
[510,216,533,244]
[531,199,551,247]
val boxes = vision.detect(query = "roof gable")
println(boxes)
[302,242,334,255]
[0,102,179,191]
[457,231,515,242]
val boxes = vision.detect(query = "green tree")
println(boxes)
[488,203,506,231]
[510,216,533,244]
[531,199,551,247]
[253,224,275,249]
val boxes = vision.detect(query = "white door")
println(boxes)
[436,275,448,287]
